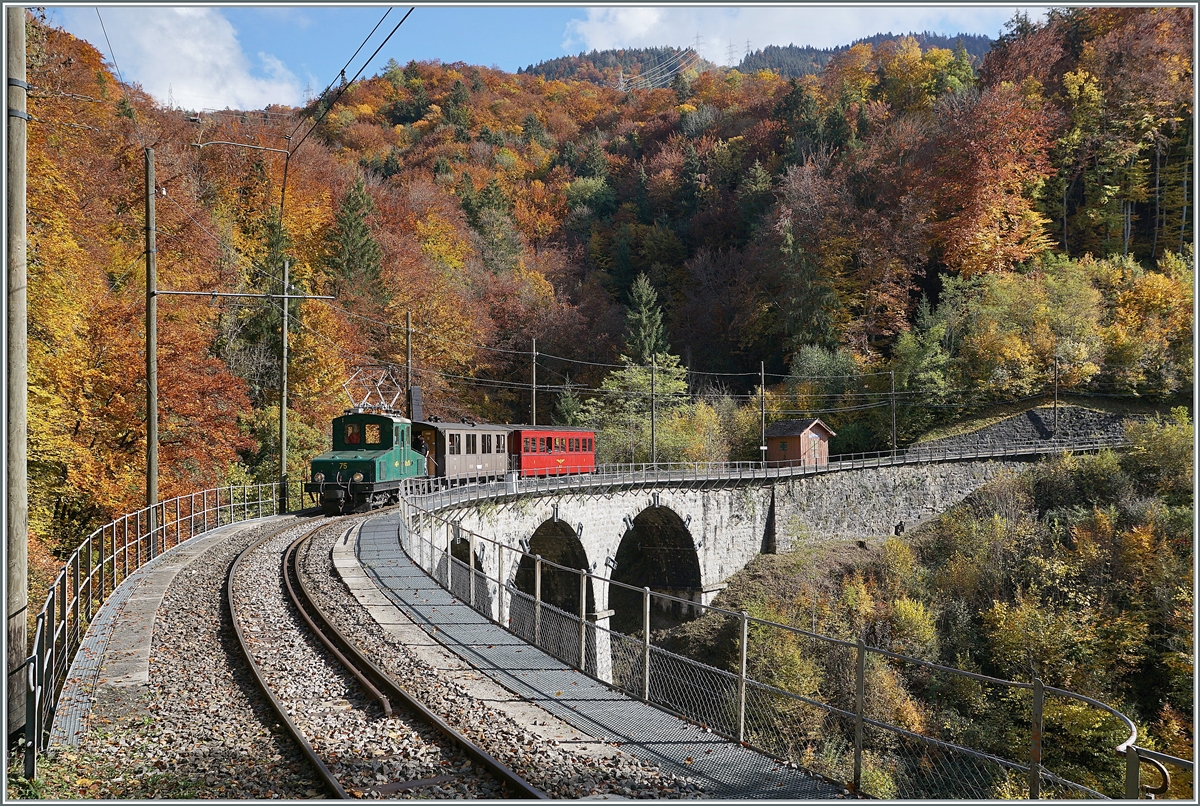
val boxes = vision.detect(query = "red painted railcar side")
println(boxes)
[508,427,595,477]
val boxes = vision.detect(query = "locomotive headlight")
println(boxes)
[312,472,325,483]
[351,472,364,482]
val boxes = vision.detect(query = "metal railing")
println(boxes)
[16,480,305,779]
[393,444,1192,800]
[400,435,1129,512]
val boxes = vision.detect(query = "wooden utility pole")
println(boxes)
[7,4,28,737]
[650,356,656,465]
[760,362,766,467]
[531,338,536,426]
[145,148,157,514]
[890,370,897,452]
[279,260,288,510]
[1053,355,1059,435]
[405,310,411,417]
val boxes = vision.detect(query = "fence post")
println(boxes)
[25,652,36,778]
[445,521,453,591]
[642,586,651,701]
[579,571,587,670]
[1125,746,1141,799]
[1030,677,1044,799]
[150,504,158,560]
[97,528,106,601]
[469,531,476,610]
[84,537,93,622]
[70,553,80,646]
[497,543,505,625]
[534,556,542,647]
[175,497,181,547]
[738,610,748,743]
[853,638,865,792]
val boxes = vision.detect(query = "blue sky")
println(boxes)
[43,5,1047,111]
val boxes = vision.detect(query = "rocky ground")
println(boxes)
[911,404,1138,452]
[301,524,706,799]
[9,513,705,799]
[9,516,323,799]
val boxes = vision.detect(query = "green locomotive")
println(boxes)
[305,409,426,515]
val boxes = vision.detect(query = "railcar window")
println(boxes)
[539,437,548,453]
[482,434,492,454]
[466,434,477,454]
[496,437,504,454]
[554,437,565,452]
[449,433,461,455]
[586,437,593,452]
[523,437,532,453]
[365,424,382,445]
[345,423,361,444]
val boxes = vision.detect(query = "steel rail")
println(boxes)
[288,524,549,800]
[282,530,394,717]
[227,518,349,799]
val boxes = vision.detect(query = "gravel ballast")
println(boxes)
[60,516,323,798]
[300,522,707,799]
[232,519,508,799]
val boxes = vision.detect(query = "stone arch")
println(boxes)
[512,520,595,616]
[510,519,598,669]
[450,536,489,612]
[609,505,701,635]
[434,534,490,613]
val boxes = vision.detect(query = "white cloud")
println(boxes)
[57,7,302,110]
[564,6,1052,66]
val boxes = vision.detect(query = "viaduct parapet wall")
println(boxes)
[429,459,1029,615]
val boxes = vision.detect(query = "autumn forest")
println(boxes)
[23,8,1191,580]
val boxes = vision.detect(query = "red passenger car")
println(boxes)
[508,426,596,477]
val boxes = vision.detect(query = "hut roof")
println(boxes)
[764,418,837,438]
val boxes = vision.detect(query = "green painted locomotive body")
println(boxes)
[304,410,424,515]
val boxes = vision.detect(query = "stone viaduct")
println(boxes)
[425,458,1026,642]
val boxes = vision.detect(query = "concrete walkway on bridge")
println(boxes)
[356,513,843,800]
[48,515,293,750]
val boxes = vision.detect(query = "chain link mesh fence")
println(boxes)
[396,498,1184,801]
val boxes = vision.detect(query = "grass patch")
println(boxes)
[654,539,878,668]
[8,746,205,800]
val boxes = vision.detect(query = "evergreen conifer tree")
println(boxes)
[554,379,584,425]
[325,178,382,292]
[626,273,670,364]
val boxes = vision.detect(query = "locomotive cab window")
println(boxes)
[365,424,382,445]
[345,423,361,444]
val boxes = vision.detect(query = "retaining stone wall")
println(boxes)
[913,405,1134,453]
[773,460,1025,549]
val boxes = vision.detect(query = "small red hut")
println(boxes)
[765,418,836,467]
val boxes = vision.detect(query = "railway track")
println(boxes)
[228,517,546,799]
